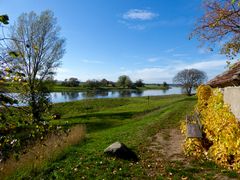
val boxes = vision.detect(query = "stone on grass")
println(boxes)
[104,141,138,161]
[52,113,61,120]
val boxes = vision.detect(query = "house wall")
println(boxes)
[223,87,240,120]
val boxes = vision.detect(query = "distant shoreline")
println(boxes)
[49,84,172,92]
[2,83,179,93]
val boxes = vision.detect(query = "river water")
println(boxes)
[5,87,187,105]
[50,87,184,103]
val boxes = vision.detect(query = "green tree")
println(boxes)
[173,69,207,96]
[117,75,132,88]
[162,81,169,88]
[62,77,80,87]
[100,78,109,87]
[85,79,101,90]
[6,10,65,123]
[135,79,144,87]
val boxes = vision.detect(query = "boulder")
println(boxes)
[104,141,138,161]
[52,114,61,120]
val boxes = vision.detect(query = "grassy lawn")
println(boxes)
[5,95,239,179]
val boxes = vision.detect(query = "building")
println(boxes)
[207,61,240,120]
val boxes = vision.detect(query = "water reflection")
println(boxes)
[162,89,167,94]
[61,92,80,100]
[118,90,131,97]
[50,87,184,103]
[82,90,109,98]
[134,90,143,96]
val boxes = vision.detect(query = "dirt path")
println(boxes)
[140,128,238,179]
[140,128,187,177]
[147,128,185,162]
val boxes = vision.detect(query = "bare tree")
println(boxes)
[191,0,240,59]
[173,69,207,96]
[7,10,65,123]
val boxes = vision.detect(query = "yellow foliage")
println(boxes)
[183,85,240,170]
[180,120,187,135]
[183,138,205,159]
[196,84,212,113]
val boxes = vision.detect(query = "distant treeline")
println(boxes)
[51,75,172,90]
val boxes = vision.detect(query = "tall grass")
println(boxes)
[0,124,86,178]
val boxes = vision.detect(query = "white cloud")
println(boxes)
[119,59,228,83]
[165,48,175,53]
[198,47,213,54]
[157,17,194,27]
[57,68,70,73]
[118,19,147,30]
[55,68,76,80]
[129,24,146,30]
[55,56,229,83]
[172,53,188,57]
[120,67,173,83]
[147,57,159,62]
[80,59,104,64]
[123,9,158,21]
[186,60,227,70]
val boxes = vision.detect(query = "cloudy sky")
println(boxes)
[1,0,232,83]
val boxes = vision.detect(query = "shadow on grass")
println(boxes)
[57,112,135,133]
[59,97,197,133]
[73,111,135,120]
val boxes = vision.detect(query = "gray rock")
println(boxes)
[104,142,138,161]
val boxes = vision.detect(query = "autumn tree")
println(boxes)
[7,10,65,123]
[191,0,240,59]
[173,69,207,96]
[0,15,20,108]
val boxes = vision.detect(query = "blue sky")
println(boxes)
[1,0,231,83]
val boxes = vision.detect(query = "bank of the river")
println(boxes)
[5,94,238,179]
[50,84,170,92]
[1,83,171,93]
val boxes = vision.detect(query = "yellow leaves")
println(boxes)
[5,67,10,72]
[0,14,9,25]
[180,120,187,135]
[184,85,240,170]
[196,85,212,112]
[183,138,205,158]
[33,45,39,53]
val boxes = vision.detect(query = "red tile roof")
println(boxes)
[207,61,240,88]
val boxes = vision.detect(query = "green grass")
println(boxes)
[164,159,239,180]
[5,95,239,179]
